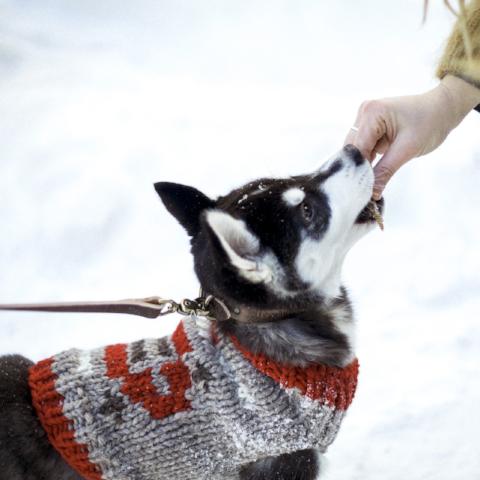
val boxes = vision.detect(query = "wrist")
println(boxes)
[439,75,480,128]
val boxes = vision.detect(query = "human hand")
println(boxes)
[345,75,480,200]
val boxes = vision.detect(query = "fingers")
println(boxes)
[355,123,386,162]
[372,140,411,200]
[345,99,406,199]
[372,136,389,156]
[344,100,390,162]
[372,163,396,201]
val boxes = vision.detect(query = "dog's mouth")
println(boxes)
[356,197,385,230]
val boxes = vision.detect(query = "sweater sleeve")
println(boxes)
[436,0,480,111]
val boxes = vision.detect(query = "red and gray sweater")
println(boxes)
[29,317,359,480]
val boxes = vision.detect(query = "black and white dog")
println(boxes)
[0,145,383,480]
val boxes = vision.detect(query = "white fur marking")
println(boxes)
[282,188,305,207]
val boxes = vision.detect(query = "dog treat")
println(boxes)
[369,201,384,231]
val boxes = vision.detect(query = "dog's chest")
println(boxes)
[29,317,358,480]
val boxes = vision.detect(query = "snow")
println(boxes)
[0,1,479,478]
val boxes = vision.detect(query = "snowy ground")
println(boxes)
[1,1,479,478]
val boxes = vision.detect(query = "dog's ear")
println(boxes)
[203,209,272,284]
[154,182,216,237]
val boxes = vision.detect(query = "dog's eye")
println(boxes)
[300,202,313,222]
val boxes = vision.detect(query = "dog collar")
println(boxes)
[207,298,307,323]
[200,288,308,324]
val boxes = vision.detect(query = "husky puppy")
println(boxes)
[0,145,383,480]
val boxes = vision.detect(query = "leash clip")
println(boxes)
[142,296,213,318]
[179,296,212,317]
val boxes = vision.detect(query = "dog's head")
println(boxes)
[155,145,383,314]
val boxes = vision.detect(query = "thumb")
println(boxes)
[372,141,412,200]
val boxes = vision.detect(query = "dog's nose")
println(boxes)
[343,144,365,167]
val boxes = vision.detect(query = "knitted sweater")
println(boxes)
[28,317,359,480]
[436,0,480,111]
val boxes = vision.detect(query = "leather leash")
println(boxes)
[0,291,306,324]
[0,295,219,320]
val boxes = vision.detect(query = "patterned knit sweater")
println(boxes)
[28,317,359,480]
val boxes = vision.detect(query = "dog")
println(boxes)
[0,144,383,480]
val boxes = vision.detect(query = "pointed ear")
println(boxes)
[154,182,216,237]
[204,210,272,283]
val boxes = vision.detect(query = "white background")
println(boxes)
[1,1,479,478]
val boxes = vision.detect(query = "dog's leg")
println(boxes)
[239,448,322,480]
[0,354,82,480]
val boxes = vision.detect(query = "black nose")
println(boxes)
[343,144,365,166]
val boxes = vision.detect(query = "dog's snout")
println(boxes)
[343,144,365,167]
